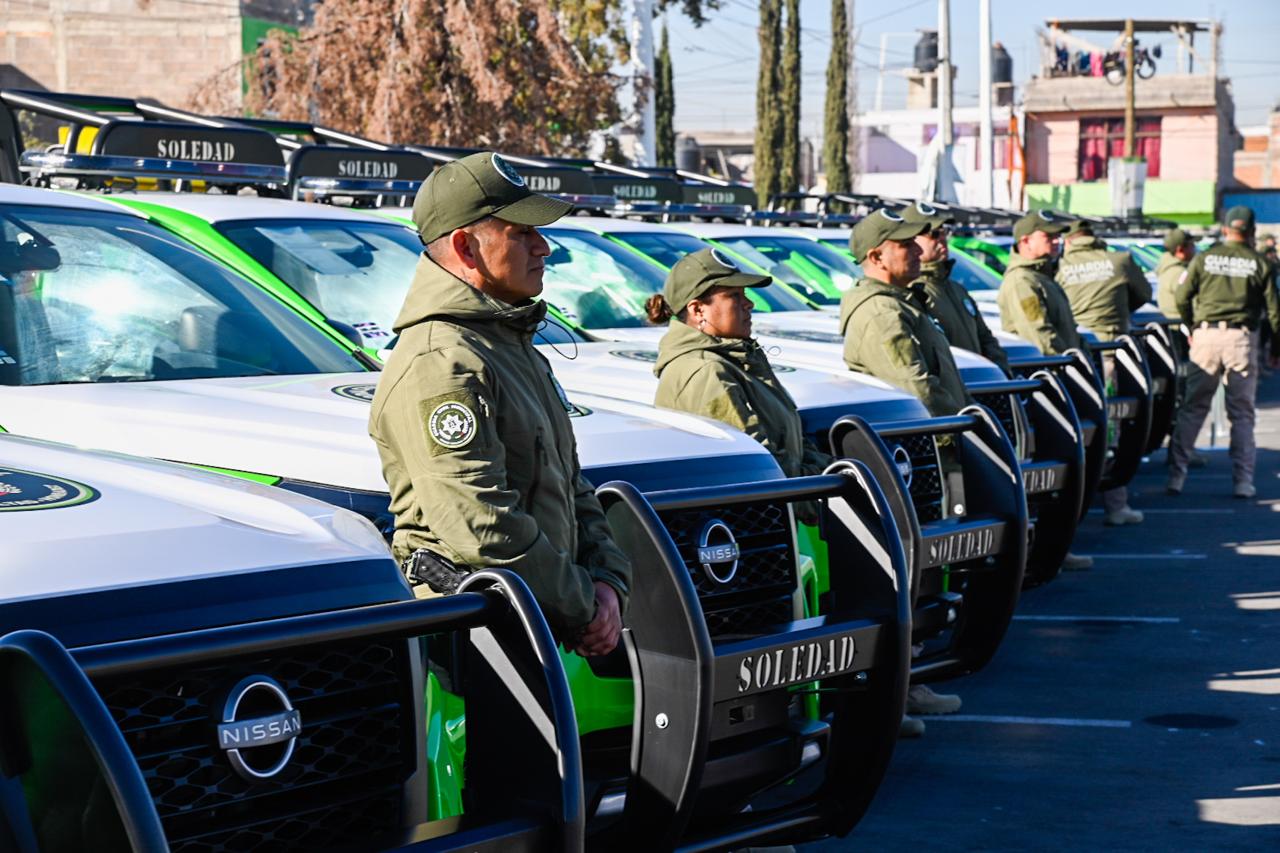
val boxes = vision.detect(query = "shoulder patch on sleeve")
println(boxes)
[1020,295,1045,323]
[882,333,921,369]
[420,389,485,456]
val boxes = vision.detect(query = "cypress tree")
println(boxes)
[753,0,783,208]
[779,0,801,207]
[823,0,851,198]
[655,21,676,168]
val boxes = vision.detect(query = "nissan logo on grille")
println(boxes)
[217,676,302,781]
[891,445,913,487]
[697,519,740,585]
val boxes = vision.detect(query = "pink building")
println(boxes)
[1021,18,1236,225]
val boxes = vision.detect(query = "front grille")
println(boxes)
[659,501,797,640]
[92,641,413,852]
[972,391,1019,450]
[888,433,945,523]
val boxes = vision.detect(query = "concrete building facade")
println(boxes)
[0,0,312,111]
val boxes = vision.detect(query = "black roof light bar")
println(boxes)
[1,89,287,189]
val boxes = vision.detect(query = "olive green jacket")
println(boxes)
[910,259,1011,375]
[997,251,1084,355]
[839,278,973,417]
[1177,240,1280,339]
[1155,252,1187,321]
[1054,236,1152,341]
[369,256,632,635]
[653,320,832,478]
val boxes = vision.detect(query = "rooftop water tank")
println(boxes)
[993,41,1013,85]
[914,31,939,73]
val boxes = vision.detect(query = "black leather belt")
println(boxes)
[1197,321,1255,331]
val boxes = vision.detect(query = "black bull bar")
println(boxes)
[596,459,911,850]
[968,373,1088,587]
[0,572,588,853]
[831,406,1027,684]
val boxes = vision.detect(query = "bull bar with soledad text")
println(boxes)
[832,408,1027,684]
[588,459,911,850]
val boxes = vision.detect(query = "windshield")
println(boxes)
[540,228,667,329]
[606,230,812,313]
[948,252,1000,291]
[216,218,424,344]
[0,205,364,386]
[709,235,859,307]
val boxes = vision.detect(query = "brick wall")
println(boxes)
[1,0,243,109]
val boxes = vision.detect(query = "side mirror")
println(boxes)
[327,320,365,349]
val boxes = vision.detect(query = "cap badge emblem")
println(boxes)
[491,153,526,187]
[710,248,739,270]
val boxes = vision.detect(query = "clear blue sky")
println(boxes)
[666,0,1280,138]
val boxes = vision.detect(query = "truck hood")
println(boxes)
[0,434,397,604]
[0,373,780,493]
[614,312,1009,386]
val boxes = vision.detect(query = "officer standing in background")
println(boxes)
[1167,206,1280,499]
[369,151,632,656]
[996,210,1081,355]
[1055,221,1150,527]
[836,209,969,733]
[1156,228,1197,324]
[901,202,1012,375]
[997,210,1094,570]
[839,208,973,417]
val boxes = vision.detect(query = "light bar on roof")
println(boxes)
[19,150,286,184]
[293,176,423,198]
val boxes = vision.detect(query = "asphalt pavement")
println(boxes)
[807,371,1280,851]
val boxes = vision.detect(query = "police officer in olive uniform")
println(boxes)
[900,202,1012,375]
[1156,228,1196,323]
[996,210,1081,355]
[1167,205,1280,499]
[997,210,1094,569]
[1055,220,1150,526]
[839,208,973,417]
[369,151,632,656]
[649,248,833,484]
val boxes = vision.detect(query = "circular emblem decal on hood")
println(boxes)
[609,348,659,363]
[332,383,378,402]
[0,468,99,512]
[492,153,526,187]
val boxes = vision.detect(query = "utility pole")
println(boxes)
[933,0,956,202]
[1123,17,1135,157]
[978,0,994,207]
[630,0,657,166]
[938,0,953,147]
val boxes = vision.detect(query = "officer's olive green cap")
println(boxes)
[1223,205,1256,231]
[849,208,930,263]
[900,200,954,229]
[412,151,572,244]
[1013,209,1070,242]
[1163,227,1192,251]
[1064,218,1094,238]
[663,247,770,311]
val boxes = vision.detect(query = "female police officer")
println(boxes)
[646,247,956,734]
[647,247,831,484]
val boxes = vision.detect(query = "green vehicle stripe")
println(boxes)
[184,463,283,485]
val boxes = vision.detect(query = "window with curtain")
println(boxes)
[1078,117,1161,181]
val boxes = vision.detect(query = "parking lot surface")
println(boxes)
[807,375,1280,851]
